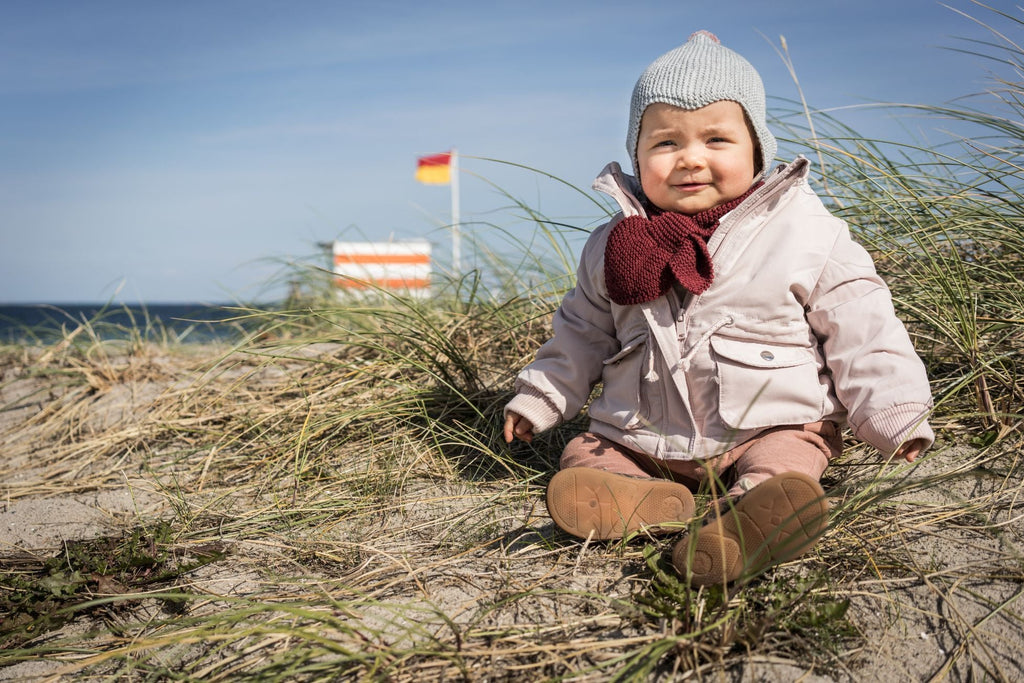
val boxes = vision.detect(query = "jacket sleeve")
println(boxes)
[805,224,935,456]
[504,223,621,433]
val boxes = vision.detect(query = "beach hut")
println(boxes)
[332,240,432,299]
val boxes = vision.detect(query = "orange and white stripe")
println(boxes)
[333,240,431,298]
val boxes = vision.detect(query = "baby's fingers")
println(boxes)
[503,415,517,443]
[504,413,534,443]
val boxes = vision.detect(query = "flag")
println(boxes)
[415,152,451,185]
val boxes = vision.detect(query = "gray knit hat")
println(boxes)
[627,31,776,178]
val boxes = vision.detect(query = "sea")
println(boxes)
[0,303,262,345]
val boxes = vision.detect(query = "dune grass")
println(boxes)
[2,7,1024,681]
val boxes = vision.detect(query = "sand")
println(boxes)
[1,342,1021,681]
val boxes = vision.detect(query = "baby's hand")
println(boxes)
[503,412,535,444]
[896,438,927,463]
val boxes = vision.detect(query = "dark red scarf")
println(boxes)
[604,183,761,306]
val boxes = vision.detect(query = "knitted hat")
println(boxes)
[627,31,777,178]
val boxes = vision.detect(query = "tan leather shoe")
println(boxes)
[672,471,829,586]
[546,467,695,540]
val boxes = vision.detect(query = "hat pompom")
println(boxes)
[689,30,720,43]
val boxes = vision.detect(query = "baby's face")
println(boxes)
[636,101,757,215]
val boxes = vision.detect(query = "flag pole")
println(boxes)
[450,148,461,275]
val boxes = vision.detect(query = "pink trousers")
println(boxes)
[560,422,842,499]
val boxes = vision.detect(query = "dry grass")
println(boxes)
[0,300,1020,680]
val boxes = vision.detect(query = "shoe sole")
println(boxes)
[672,471,828,586]
[546,467,695,540]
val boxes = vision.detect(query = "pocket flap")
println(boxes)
[710,337,813,369]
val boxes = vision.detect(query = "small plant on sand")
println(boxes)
[0,522,225,650]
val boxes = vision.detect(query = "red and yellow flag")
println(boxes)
[415,152,451,185]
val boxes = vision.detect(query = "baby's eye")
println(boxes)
[655,139,676,148]
[707,136,727,144]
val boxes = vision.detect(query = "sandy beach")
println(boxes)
[1,337,1021,681]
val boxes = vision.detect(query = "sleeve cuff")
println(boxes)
[854,402,935,456]
[504,387,563,434]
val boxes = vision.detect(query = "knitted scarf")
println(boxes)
[604,183,761,306]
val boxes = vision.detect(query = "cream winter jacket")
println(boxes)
[505,157,934,460]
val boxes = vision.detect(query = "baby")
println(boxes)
[503,31,933,586]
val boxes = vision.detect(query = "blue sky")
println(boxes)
[0,0,1013,303]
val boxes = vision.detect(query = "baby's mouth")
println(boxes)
[674,181,708,191]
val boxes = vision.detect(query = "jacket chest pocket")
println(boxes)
[710,336,826,430]
[595,333,663,429]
